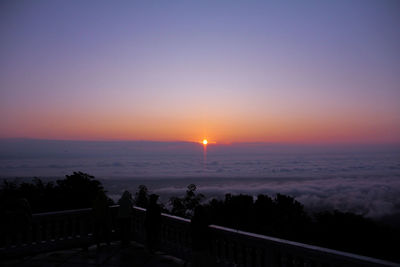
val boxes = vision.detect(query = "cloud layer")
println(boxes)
[1,140,399,218]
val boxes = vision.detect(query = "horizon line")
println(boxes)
[1,137,400,146]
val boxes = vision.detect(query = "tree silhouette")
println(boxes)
[134,185,149,208]
[0,172,113,213]
[170,184,204,218]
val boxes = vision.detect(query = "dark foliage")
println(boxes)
[134,185,149,208]
[203,193,310,240]
[310,210,400,262]
[169,184,204,217]
[0,172,113,213]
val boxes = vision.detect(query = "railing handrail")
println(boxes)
[33,205,120,217]
[133,206,191,223]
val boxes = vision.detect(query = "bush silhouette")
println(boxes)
[0,172,113,213]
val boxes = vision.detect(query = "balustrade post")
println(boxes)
[281,252,294,267]
[43,220,49,242]
[254,247,264,267]
[292,256,302,267]
[78,216,84,238]
[245,246,253,267]
[55,219,60,241]
[26,223,33,246]
[228,241,236,264]
[49,219,55,242]
[211,238,220,263]
[60,219,66,240]
[303,258,314,267]
[34,221,42,244]
[221,239,228,262]
[236,243,243,266]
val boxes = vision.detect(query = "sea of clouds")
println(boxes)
[1,139,399,218]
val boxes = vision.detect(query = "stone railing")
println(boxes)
[1,206,398,266]
[131,206,192,260]
[0,206,119,257]
[209,225,399,267]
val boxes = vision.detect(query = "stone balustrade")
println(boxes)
[209,224,398,267]
[1,206,398,266]
[0,205,119,257]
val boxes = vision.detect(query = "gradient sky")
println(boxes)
[1,0,399,143]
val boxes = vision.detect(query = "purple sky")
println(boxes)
[1,1,399,143]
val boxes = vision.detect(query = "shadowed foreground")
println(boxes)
[2,175,399,266]
[2,241,184,267]
[1,205,398,267]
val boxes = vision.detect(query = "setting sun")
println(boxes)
[202,139,208,145]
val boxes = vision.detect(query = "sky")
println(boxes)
[1,0,399,144]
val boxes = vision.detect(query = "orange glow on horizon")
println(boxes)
[1,108,400,144]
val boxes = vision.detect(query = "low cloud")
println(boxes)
[1,140,399,218]
[150,177,400,218]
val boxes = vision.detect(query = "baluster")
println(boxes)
[293,255,304,267]
[238,243,245,267]
[61,217,69,240]
[15,225,23,247]
[221,239,227,262]
[185,228,191,256]
[71,216,78,238]
[219,238,226,264]
[237,243,244,266]
[166,224,170,246]
[303,258,315,267]
[42,220,47,243]
[180,226,186,256]
[159,223,164,244]
[255,247,264,267]
[20,223,27,246]
[43,220,48,243]
[138,216,144,240]
[65,217,70,240]
[210,237,218,263]
[176,224,181,249]
[50,219,55,241]
[245,246,253,267]
[178,227,184,253]
[175,225,180,250]
[184,227,189,250]
[265,246,279,267]
[51,219,56,241]
[66,216,72,239]
[34,221,42,244]
[55,219,61,240]
[163,224,168,246]
[78,216,84,239]
[83,214,90,239]
[228,241,236,264]
[26,222,33,246]
[137,216,142,234]
[172,226,177,249]
[214,238,222,263]
[46,219,54,242]
[281,252,294,267]
[2,231,7,249]
[42,221,49,243]
[280,253,288,267]
[3,226,10,249]
[41,221,46,243]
